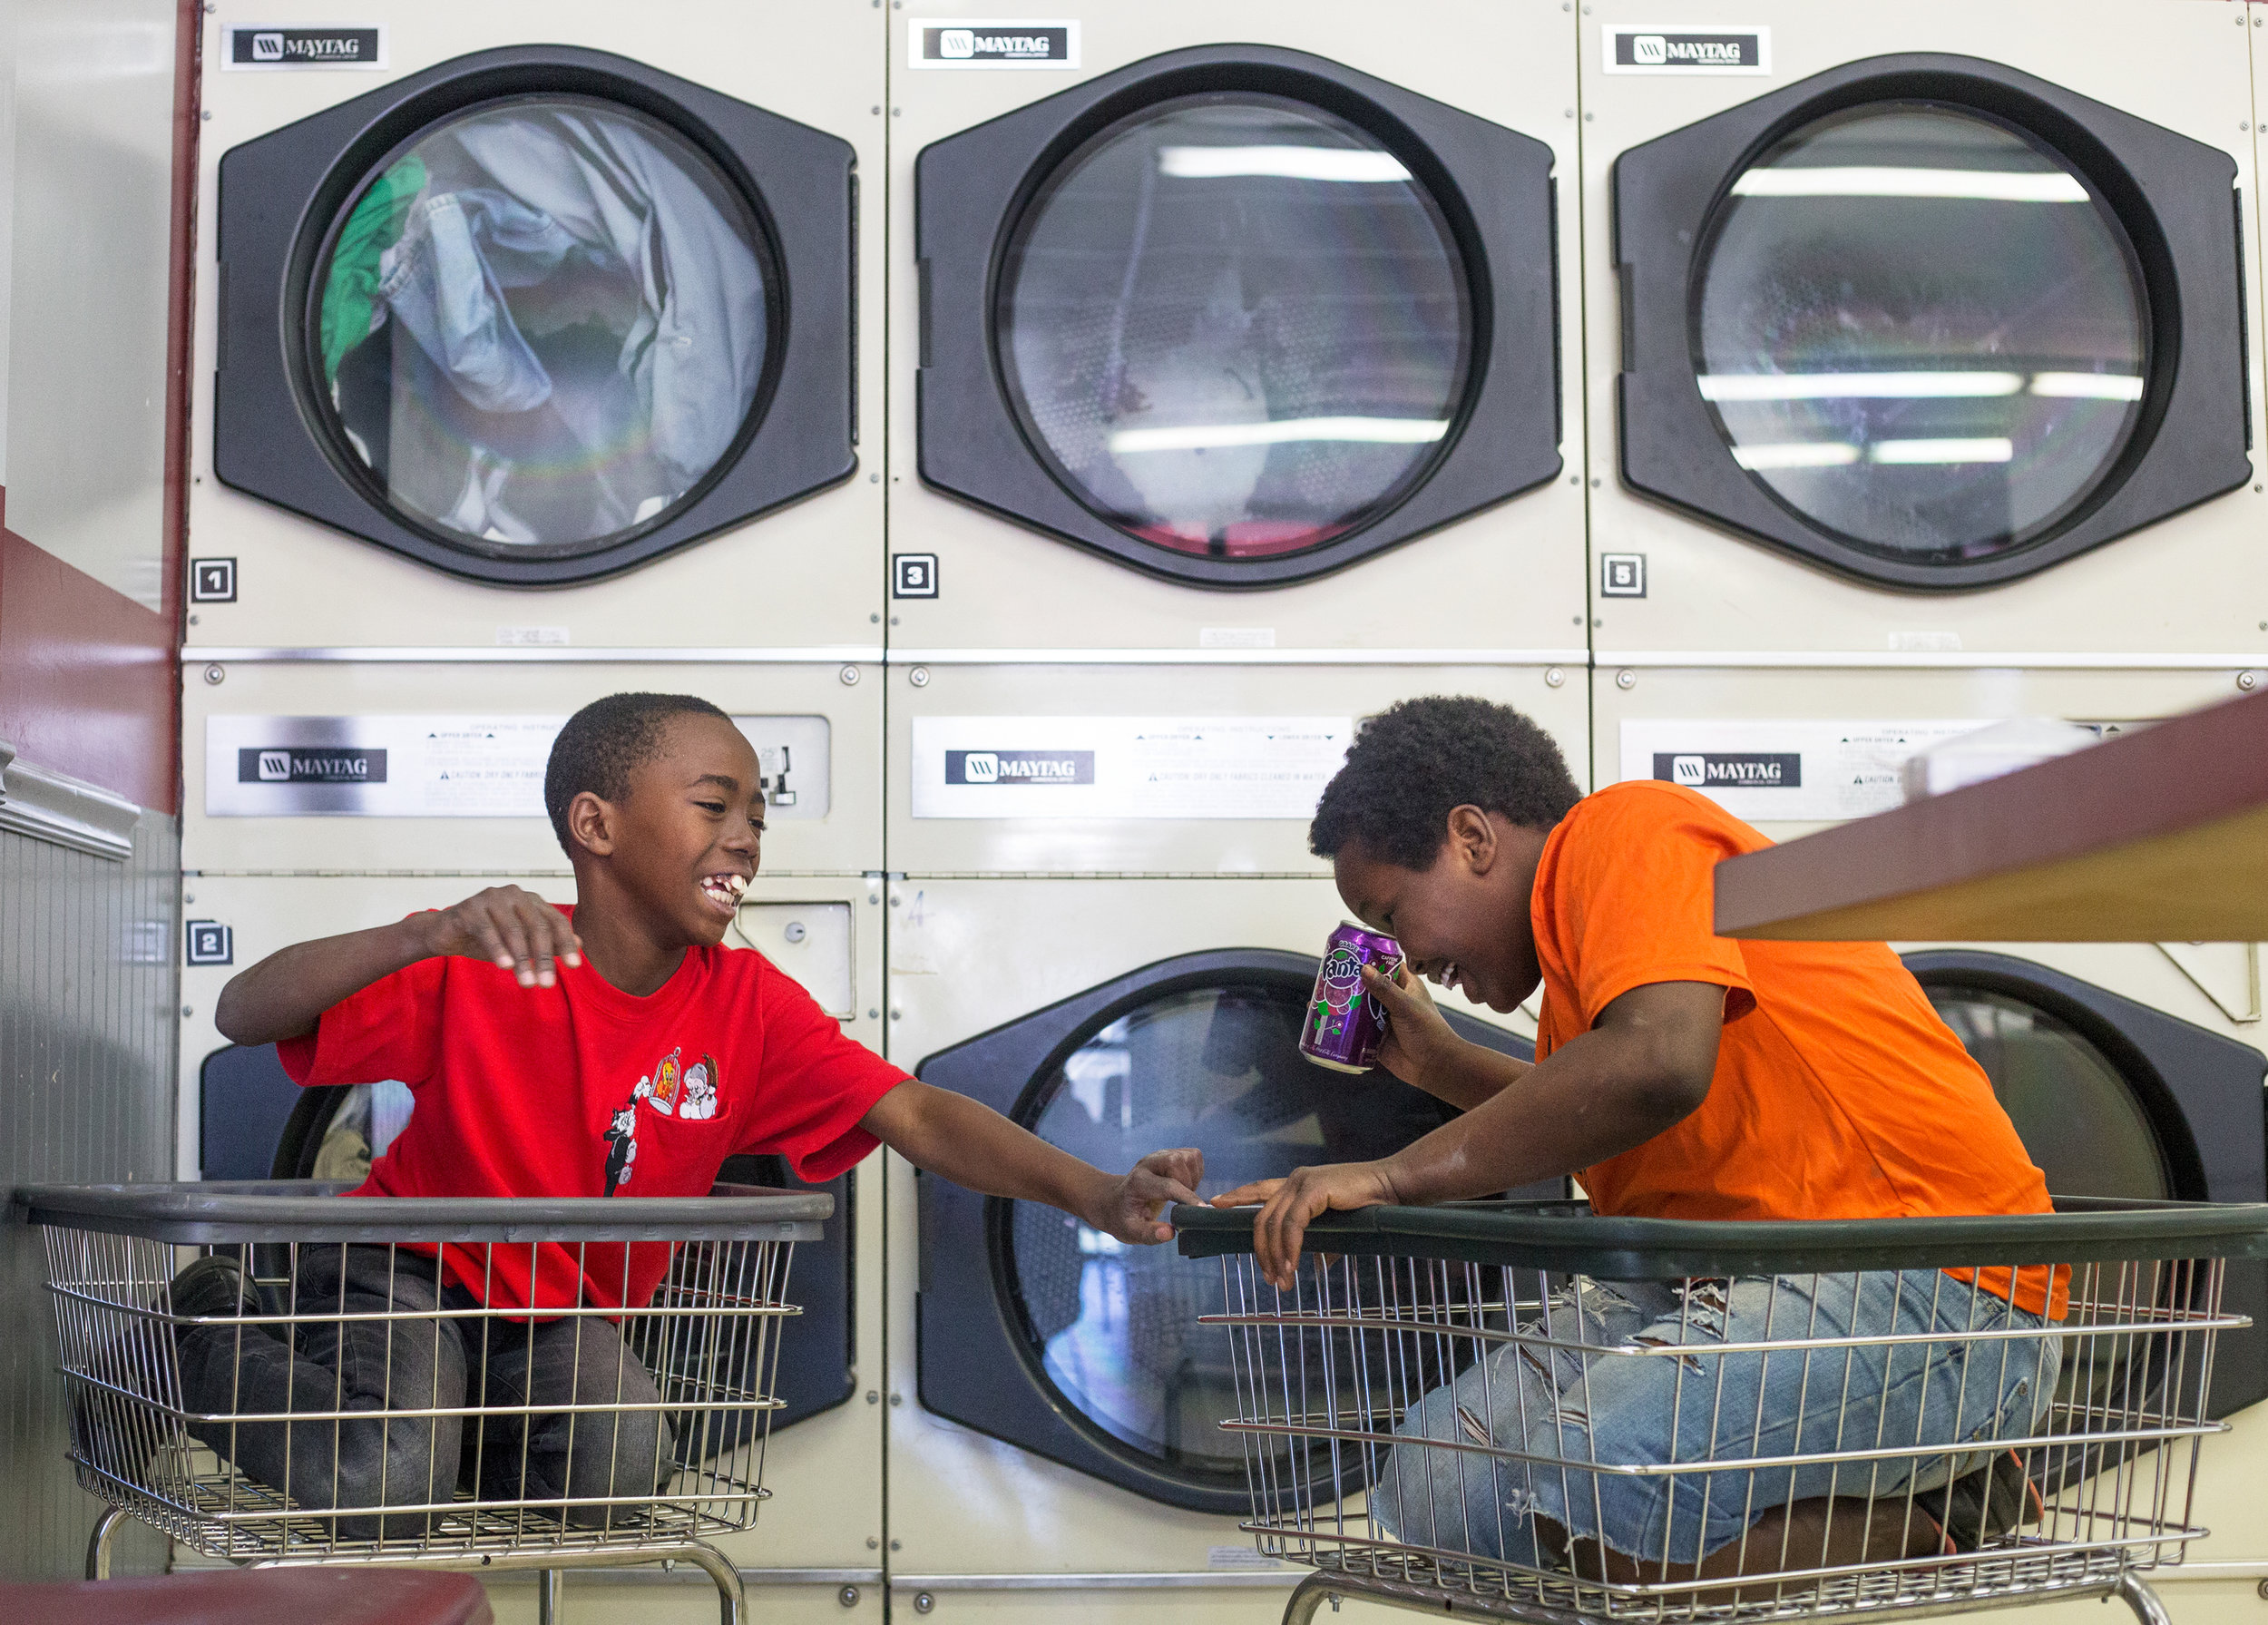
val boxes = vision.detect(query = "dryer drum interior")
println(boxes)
[916,948,1553,1512]
[1904,951,2268,1429]
[1616,54,2251,588]
[213,45,856,585]
[917,45,1563,588]
[236,1055,858,1451]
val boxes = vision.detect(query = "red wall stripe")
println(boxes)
[0,0,198,816]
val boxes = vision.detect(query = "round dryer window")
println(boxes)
[311,95,773,557]
[998,93,1471,561]
[1695,103,2146,565]
[1007,982,1450,1481]
[1928,985,2169,1199]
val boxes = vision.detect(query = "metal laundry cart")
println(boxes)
[13,1180,830,1625]
[1172,1197,2268,1625]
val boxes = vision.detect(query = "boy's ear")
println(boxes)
[1446,804,1499,873]
[567,790,620,858]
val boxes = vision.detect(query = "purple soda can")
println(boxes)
[1298,922,1404,1073]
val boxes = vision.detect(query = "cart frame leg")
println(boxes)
[679,1542,744,1625]
[83,1506,125,1581]
[1283,1571,1341,1625]
[537,1568,563,1625]
[2115,1571,2171,1625]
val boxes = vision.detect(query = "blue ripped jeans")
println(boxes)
[1371,1272,2059,1570]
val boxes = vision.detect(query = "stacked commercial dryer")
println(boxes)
[881,1,1587,1618]
[1580,2,2268,1608]
[181,5,888,1620]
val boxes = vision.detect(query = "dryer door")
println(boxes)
[916,948,1549,1512]
[1904,952,2268,1418]
[1616,54,2249,588]
[918,45,1560,587]
[215,46,855,585]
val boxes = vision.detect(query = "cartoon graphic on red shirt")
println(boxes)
[647,1047,683,1116]
[601,1097,640,1196]
[680,1056,719,1121]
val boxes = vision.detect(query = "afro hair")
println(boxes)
[544,692,734,854]
[1308,696,1583,869]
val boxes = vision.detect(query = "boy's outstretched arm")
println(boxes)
[215,886,583,1045]
[1214,979,1727,1286]
[862,1080,1203,1245]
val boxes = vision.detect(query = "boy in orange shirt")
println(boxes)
[1214,697,2059,1582]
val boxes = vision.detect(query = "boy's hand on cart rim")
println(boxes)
[1084,1148,1207,1245]
[417,886,584,989]
[1209,1162,1402,1289]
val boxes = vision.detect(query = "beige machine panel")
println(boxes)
[1579,0,2267,658]
[1589,662,2255,840]
[887,661,1589,875]
[183,2,886,652]
[175,870,891,1584]
[183,658,882,874]
[885,0,1587,656]
[881,876,1525,1593]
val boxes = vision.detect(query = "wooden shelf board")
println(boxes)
[1713,688,2268,943]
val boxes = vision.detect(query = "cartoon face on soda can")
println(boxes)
[1298,922,1404,1073]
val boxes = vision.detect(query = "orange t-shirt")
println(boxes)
[1531,780,2060,1317]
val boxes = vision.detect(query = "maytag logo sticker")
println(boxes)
[910,18,1079,69]
[238,748,388,785]
[1654,751,1800,788]
[946,749,1094,786]
[223,25,386,69]
[1603,24,1770,74]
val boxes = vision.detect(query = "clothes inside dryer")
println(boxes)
[318,95,770,554]
[1696,103,2145,564]
[1005,981,1457,1479]
[1000,93,1467,561]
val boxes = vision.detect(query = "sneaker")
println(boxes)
[1915,1450,2044,1552]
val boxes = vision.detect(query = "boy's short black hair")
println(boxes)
[545,692,733,853]
[1309,696,1583,869]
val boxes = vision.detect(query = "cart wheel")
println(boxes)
[2116,1572,2172,1625]
[83,1505,125,1581]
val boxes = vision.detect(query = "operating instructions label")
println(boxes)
[1618,718,1980,822]
[205,715,827,818]
[912,716,1351,819]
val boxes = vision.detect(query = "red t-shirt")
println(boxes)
[279,907,908,1313]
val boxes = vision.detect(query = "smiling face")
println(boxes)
[1331,807,1549,1014]
[586,711,765,949]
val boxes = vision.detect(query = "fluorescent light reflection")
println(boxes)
[2029,372,2145,400]
[1700,372,2023,401]
[1732,438,2018,467]
[1729,167,2090,202]
[1109,416,1448,454]
[1870,437,2015,465]
[1157,146,1412,182]
[1732,442,1861,470]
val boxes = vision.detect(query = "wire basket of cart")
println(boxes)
[14,1180,830,1625]
[1171,1196,2268,1625]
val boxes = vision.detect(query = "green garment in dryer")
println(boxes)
[318,154,427,384]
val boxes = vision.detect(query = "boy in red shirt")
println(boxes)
[175,693,1200,1534]
[1214,697,2058,1582]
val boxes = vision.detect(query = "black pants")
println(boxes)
[177,1245,671,1539]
